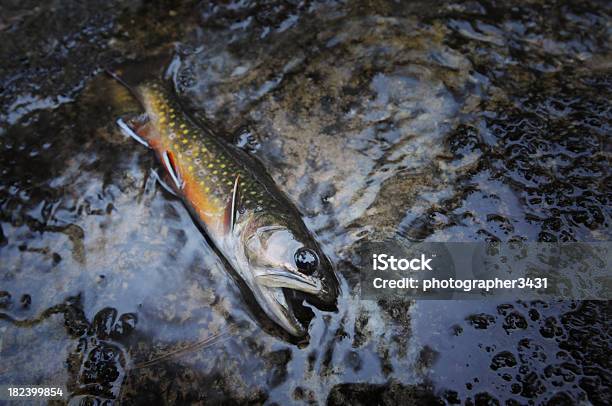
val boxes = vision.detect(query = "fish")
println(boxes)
[111,74,339,336]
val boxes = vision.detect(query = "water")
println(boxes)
[1,0,610,404]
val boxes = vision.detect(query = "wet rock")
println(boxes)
[502,311,528,332]
[466,313,496,329]
[265,348,292,388]
[415,345,440,376]
[112,312,137,338]
[0,291,11,309]
[20,293,31,309]
[540,316,563,338]
[490,351,517,371]
[64,305,137,403]
[327,380,441,406]
[92,307,118,339]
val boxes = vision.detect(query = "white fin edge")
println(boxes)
[151,169,178,197]
[162,151,184,190]
[230,175,240,232]
[117,118,150,148]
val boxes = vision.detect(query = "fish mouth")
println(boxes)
[253,267,324,336]
[257,285,307,336]
[255,268,322,295]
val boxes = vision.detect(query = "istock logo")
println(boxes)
[372,253,433,271]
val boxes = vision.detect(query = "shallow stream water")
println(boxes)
[1,1,610,404]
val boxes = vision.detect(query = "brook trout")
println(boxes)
[113,77,339,336]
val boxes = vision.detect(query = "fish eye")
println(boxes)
[294,248,318,274]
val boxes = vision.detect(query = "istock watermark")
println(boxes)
[372,253,433,271]
[357,240,611,300]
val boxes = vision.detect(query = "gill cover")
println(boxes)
[245,226,321,291]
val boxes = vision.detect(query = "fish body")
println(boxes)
[117,80,338,336]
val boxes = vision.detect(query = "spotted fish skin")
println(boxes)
[119,80,339,337]
[139,82,284,238]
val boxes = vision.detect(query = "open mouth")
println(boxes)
[255,268,322,295]
[253,268,324,336]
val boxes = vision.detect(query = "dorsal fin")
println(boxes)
[223,175,241,234]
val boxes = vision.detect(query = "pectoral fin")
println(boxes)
[223,175,241,234]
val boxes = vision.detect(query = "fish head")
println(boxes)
[236,211,339,336]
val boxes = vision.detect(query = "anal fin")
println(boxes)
[162,151,184,190]
[151,169,178,197]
